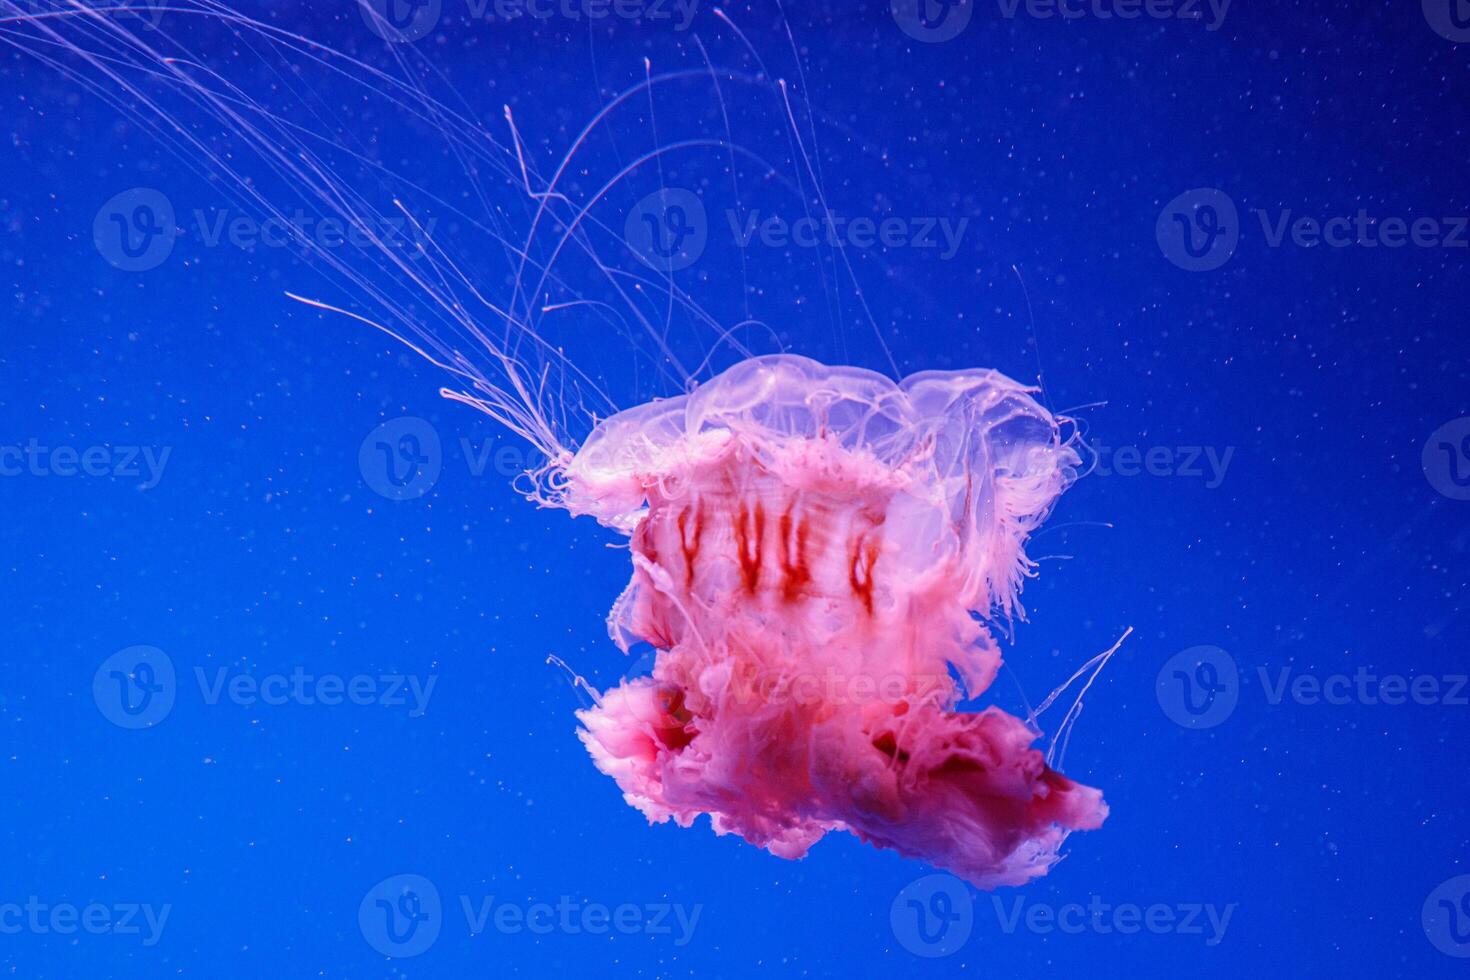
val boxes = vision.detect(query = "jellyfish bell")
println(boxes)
[558,353,1107,888]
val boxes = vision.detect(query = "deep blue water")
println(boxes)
[1,2,1468,977]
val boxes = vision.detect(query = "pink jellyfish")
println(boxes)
[558,354,1107,888]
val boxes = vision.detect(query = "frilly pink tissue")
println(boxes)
[559,354,1106,888]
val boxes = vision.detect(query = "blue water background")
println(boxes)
[1,2,1468,976]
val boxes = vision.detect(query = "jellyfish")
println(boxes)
[2,1,1109,888]
[556,354,1105,888]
